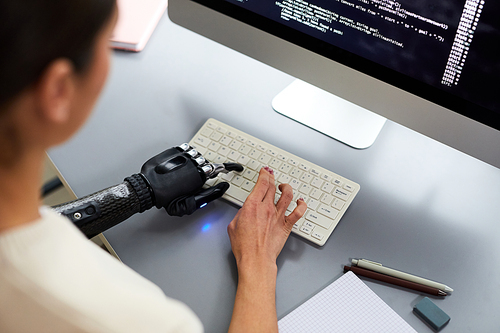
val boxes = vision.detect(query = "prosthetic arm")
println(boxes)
[52,144,243,239]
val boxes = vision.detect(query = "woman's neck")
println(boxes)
[0,148,44,233]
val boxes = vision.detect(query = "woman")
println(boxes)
[0,1,306,332]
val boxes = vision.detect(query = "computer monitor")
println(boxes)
[168,0,500,168]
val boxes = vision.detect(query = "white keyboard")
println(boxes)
[189,118,360,246]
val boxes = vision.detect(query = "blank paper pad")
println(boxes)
[278,271,417,332]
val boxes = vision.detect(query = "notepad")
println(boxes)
[278,271,417,333]
[110,0,168,52]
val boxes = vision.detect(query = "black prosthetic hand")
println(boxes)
[139,143,243,216]
[53,143,243,238]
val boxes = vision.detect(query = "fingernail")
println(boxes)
[263,166,274,175]
[299,197,305,202]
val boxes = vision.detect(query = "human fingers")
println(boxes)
[275,183,293,216]
[285,198,307,228]
[246,167,273,202]
[262,167,276,205]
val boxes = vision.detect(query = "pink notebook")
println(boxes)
[110,0,168,52]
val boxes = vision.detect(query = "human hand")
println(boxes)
[227,166,307,269]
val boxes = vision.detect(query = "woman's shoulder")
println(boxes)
[0,207,203,333]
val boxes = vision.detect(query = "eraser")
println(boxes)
[413,297,450,332]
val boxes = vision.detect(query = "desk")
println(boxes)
[49,12,500,332]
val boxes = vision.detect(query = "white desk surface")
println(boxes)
[49,12,500,333]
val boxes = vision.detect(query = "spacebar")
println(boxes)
[224,185,250,205]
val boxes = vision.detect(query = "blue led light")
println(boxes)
[199,203,208,208]
[201,223,211,232]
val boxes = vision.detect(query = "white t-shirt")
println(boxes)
[0,207,203,333]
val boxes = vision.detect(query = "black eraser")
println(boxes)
[413,297,450,332]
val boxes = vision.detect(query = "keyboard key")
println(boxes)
[303,220,315,229]
[310,168,321,177]
[247,159,261,170]
[243,169,257,180]
[317,204,339,220]
[200,128,213,137]
[320,193,334,205]
[257,144,267,152]
[205,177,217,186]
[220,172,234,182]
[208,142,221,152]
[267,148,278,157]
[309,188,322,200]
[227,150,240,161]
[231,175,245,187]
[225,185,249,203]
[210,131,223,142]
[218,146,229,156]
[299,163,310,171]
[289,178,301,189]
[279,163,292,174]
[225,130,237,138]
[300,225,313,235]
[219,135,232,146]
[246,139,257,147]
[320,173,333,182]
[332,198,345,210]
[249,149,261,159]
[299,183,312,195]
[237,155,250,166]
[204,151,218,161]
[312,229,325,241]
[300,173,313,184]
[289,167,303,178]
[216,126,227,134]
[214,155,225,163]
[311,177,323,188]
[241,180,254,192]
[333,178,344,187]
[278,174,291,183]
[333,188,351,201]
[194,136,209,147]
[307,198,319,210]
[269,158,282,169]
[321,182,335,193]
[344,183,354,192]
[287,201,297,213]
[278,154,288,162]
[238,145,251,155]
[195,146,208,155]
[305,211,333,229]
[258,154,271,164]
[229,140,242,150]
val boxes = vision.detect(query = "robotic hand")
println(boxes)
[52,144,243,238]
[140,143,243,215]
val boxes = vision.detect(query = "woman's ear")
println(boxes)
[35,59,75,124]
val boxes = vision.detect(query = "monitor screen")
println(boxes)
[169,0,500,167]
[196,0,499,128]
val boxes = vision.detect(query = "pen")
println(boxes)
[344,265,447,296]
[352,259,453,293]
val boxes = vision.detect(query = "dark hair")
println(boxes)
[0,0,116,108]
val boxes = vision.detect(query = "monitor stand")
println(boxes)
[272,80,387,149]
